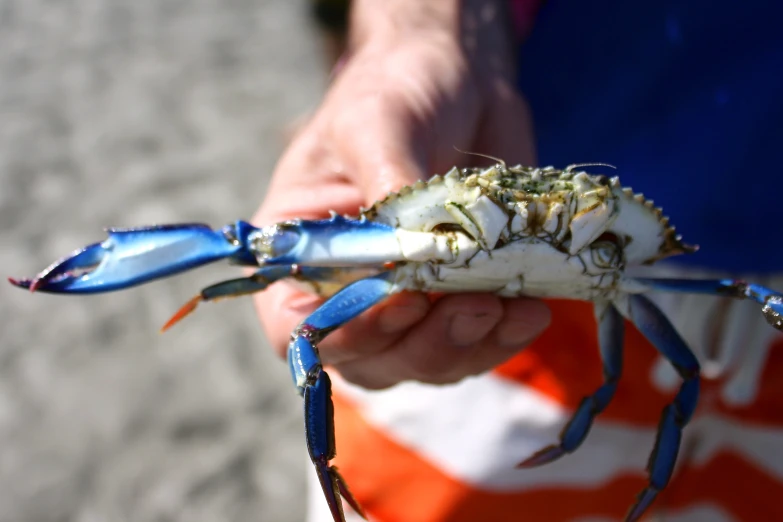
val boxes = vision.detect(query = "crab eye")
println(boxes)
[590,232,622,268]
[432,223,475,240]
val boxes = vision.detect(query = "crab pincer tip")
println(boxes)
[335,469,367,519]
[624,488,658,522]
[160,295,203,333]
[8,276,33,290]
[516,445,566,468]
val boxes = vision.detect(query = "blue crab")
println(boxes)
[10,163,783,522]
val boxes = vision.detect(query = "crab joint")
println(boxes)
[250,216,406,266]
[250,223,303,261]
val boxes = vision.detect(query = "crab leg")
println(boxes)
[517,301,624,468]
[288,273,396,522]
[633,277,783,330]
[622,294,700,522]
[160,266,351,331]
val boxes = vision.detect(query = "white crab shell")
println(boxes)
[356,164,695,301]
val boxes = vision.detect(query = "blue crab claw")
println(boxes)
[9,222,260,294]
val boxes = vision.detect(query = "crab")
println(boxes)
[10,163,783,522]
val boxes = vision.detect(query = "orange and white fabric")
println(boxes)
[307,265,783,522]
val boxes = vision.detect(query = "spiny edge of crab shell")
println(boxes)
[616,184,699,262]
[359,164,698,263]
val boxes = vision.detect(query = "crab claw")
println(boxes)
[9,222,260,294]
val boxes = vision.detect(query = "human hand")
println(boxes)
[253,0,550,389]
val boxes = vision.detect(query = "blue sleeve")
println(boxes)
[517,0,783,273]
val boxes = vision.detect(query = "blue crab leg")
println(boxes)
[633,277,783,330]
[623,294,700,522]
[517,301,624,467]
[8,222,260,293]
[289,273,396,522]
[159,266,348,331]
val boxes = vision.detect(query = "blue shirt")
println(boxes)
[517,1,783,273]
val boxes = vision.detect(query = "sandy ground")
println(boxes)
[0,1,328,521]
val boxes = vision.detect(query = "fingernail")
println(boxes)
[378,303,429,334]
[497,303,551,347]
[449,313,499,347]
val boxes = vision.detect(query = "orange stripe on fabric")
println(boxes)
[332,392,639,522]
[660,450,783,520]
[332,392,783,522]
[493,300,783,427]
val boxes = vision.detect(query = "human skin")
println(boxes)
[253,0,551,389]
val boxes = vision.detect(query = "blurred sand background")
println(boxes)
[0,1,329,520]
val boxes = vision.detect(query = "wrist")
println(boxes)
[348,0,516,80]
[349,0,461,50]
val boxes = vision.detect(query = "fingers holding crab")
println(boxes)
[333,294,551,389]
[254,282,432,363]
[256,278,551,391]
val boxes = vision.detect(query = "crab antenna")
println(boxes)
[565,162,617,171]
[451,146,507,169]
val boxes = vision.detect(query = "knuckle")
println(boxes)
[405,347,458,381]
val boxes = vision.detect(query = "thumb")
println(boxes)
[338,110,430,205]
